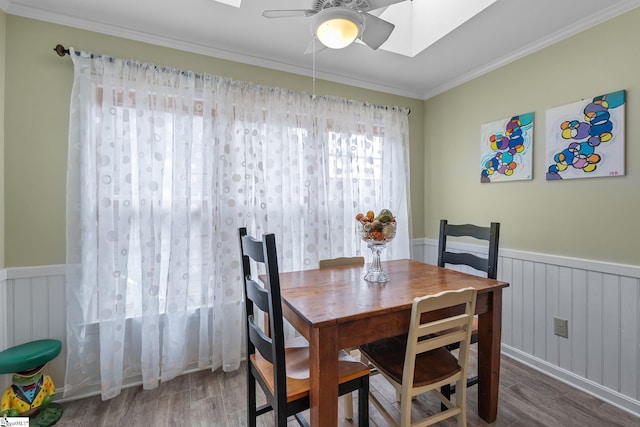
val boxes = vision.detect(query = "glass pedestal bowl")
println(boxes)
[359,221,397,282]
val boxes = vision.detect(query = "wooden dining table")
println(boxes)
[277,258,510,426]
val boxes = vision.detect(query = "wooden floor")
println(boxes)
[55,352,640,427]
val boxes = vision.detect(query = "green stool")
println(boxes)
[0,339,64,426]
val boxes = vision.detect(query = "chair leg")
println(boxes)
[358,377,369,427]
[440,384,451,412]
[276,411,288,426]
[247,371,257,427]
[399,387,411,427]
[343,392,354,420]
[456,377,468,427]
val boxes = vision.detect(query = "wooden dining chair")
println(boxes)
[319,256,365,269]
[359,287,477,426]
[238,228,370,427]
[437,219,500,405]
[318,256,366,421]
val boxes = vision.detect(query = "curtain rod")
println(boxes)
[53,44,411,115]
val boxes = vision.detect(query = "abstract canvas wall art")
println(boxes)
[546,90,625,180]
[481,112,534,183]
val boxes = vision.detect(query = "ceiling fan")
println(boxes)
[262,0,406,54]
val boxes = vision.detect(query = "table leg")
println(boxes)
[309,324,339,426]
[477,289,502,423]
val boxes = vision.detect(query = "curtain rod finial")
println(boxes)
[54,44,69,57]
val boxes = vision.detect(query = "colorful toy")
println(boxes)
[0,339,63,426]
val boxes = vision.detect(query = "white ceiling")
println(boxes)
[4,0,640,99]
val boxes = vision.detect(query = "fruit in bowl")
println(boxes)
[356,209,397,242]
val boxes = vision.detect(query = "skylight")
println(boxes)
[212,0,242,7]
[377,0,497,57]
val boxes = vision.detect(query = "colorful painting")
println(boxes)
[481,112,534,183]
[546,90,625,180]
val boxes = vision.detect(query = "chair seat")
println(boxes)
[251,336,371,403]
[360,334,461,388]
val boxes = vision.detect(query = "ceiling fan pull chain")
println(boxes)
[312,38,317,98]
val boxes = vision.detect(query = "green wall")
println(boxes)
[424,8,640,265]
[0,11,5,268]
[3,15,424,267]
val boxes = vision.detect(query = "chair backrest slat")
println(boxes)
[442,223,491,240]
[242,233,267,263]
[442,251,488,274]
[437,219,500,280]
[248,315,274,364]
[417,330,468,353]
[246,279,270,313]
[417,313,470,337]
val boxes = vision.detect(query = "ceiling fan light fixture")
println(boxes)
[312,8,363,49]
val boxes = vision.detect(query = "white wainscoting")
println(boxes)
[1,243,639,417]
[413,238,640,417]
[0,265,67,394]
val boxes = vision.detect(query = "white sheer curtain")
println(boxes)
[64,49,410,400]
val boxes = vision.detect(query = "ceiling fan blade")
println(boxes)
[304,38,328,55]
[360,13,395,50]
[262,9,318,18]
[365,0,406,11]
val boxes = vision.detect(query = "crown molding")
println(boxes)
[4,2,421,99]
[423,0,640,99]
[5,0,640,100]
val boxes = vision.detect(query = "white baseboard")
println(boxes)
[502,345,640,417]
